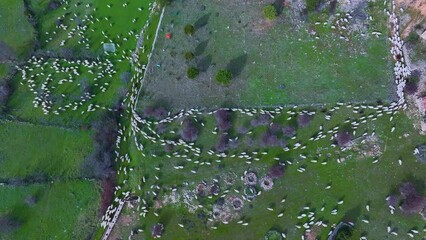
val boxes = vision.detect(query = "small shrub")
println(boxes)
[305,0,320,12]
[215,69,232,86]
[282,125,296,137]
[251,114,271,126]
[181,118,199,142]
[336,131,352,147]
[184,24,195,35]
[216,134,229,152]
[184,51,194,60]
[268,165,285,179]
[405,81,418,95]
[406,31,420,44]
[0,215,21,234]
[187,67,199,79]
[214,109,232,132]
[297,114,312,128]
[263,5,278,20]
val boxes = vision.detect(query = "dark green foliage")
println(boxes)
[215,69,232,86]
[334,226,353,240]
[184,51,194,60]
[187,67,199,79]
[407,31,420,44]
[305,0,321,12]
[263,5,278,20]
[184,24,195,35]
[264,230,282,240]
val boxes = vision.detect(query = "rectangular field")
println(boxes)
[0,0,35,60]
[0,121,93,179]
[141,0,394,109]
[0,180,100,240]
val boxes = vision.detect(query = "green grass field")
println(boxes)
[0,0,35,60]
[141,0,393,109]
[116,103,426,239]
[0,180,100,240]
[0,121,93,179]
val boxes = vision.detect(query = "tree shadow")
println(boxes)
[194,13,211,30]
[226,54,248,78]
[196,55,212,72]
[340,205,361,224]
[0,41,16,61]
[273,0,285,14]
[194,40,209,56]
[329,0,337,14]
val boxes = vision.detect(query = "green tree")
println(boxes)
[215,69,232,86]
[184,24,195,35]
[187,67,199,79]
[263,5,278,20]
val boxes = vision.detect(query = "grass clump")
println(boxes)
[263,5,278,20]
[187,67,199,79]
[215,69,232,86]
[184,24,195,35]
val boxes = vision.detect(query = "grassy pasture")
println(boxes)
[0,0,35,60]
[28,0,154,55]
[8,58,128,126]
[8,0,158,126]
[141,0,393,109]
[116,104,426,239]
[0,180,100,240]
[0,121,92,179]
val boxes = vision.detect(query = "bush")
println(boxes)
[187,67,199,79]
[216,134,229,152]
[336,131,352,147]
[282,125,296,137]
[143,106,167,120]
[263,5,278,20]
[297,114,312,128]
[184,51,194,60]
[81,113,118,180]
[268,165,285,179]
[184,24,195,35]
[264,230,282,240]
[0,215,21,234]
[261,131,280,147]
[407,31,420,44]
[251,114,271,126]
[399,182,426,214]
[305,0,320,11]
[181,118,199,142]
[214,109,232,132]
[405,81,418,95]
[215,69,232,86]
